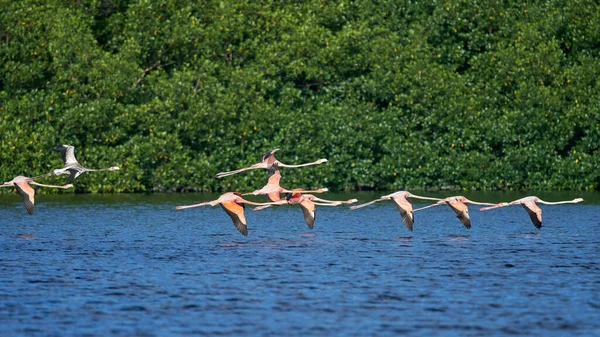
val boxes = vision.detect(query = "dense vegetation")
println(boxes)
[1,0,599,193]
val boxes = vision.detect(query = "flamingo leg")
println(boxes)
[29,182,74,189]
[408,194,444,201]
[216,162,268,178]
[349,198,387,210]
[277,159,328,168]
[175,201,212,210]
[413,203,443,212]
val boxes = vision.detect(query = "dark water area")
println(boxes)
[1,191,599,336]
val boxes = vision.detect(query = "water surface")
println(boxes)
[1,192,599,336]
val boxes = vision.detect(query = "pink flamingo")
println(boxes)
[243,164,328,200]
[252,186,356,212]
[1,176,74,215]
[419,196,497,229]
[175,192,286,236]
[216,148,327,178]
[283,190,350,229]
[480,196,584,228]
[350,191,443,231]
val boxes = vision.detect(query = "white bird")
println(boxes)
[350,191,442,231]
[418,196,496,229]
[52,145,120,183]
[480,196,584,228]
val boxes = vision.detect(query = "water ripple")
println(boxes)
[0,194,598,336]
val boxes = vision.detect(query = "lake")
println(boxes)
[1,191,599,336]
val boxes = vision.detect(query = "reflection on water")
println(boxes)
[0,192,599,336]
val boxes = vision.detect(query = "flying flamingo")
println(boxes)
[419,196,497,229]
[216,148,327,178]
[175,192,286,236]
[283,190,348,229]
[252,185,356,212]
[243,164,329,199]
[52,145,120,183]
[0,176,74,215]
[479,196,584,229]
[349,191,443,231]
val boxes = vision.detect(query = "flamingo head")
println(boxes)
[109,166,120,171]
[285,192,302,201]
[573,198,584,203]
[318,187,329,192]
[347,199,358,204]
[318,158,328,164]
[66,184,75,189]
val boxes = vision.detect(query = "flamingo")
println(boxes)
[283,190,346,229]
[52,145,120,183]
[479,196,584,229]
[243,164,329,199]
[419,196,497,229]
[216,148,327,178]
[349,191,443,231]
[0,176,74,215]
[175,192,286,236]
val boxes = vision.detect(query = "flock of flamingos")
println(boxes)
[2,146,584,236]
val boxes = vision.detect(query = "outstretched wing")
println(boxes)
[447,200,471,229]
[261,149,279,166]
[265,164,282,202]
[14,182,35,215]
[64,167,82,184]
[266,164,281,185]
[267,191,281,202]
[391,197,414,231]
[299,200,316,229]
[220,201,248,236]
[521,201,542,229]
[53,145,78,165]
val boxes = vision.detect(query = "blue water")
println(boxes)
[1,192,599,336]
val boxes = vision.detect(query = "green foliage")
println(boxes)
[1,0,599,193]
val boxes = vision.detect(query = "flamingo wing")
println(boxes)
[521,201,542,229]
[299,200,316,229]
[447,200,471,229]
[391,197,414,231]
[14,182,35,215]
[261,149,279,166]
[53,145,78,165]
[266,165,281,185]
[220,201,248,236]
[267,191,281,203]
[65,166,83,184]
